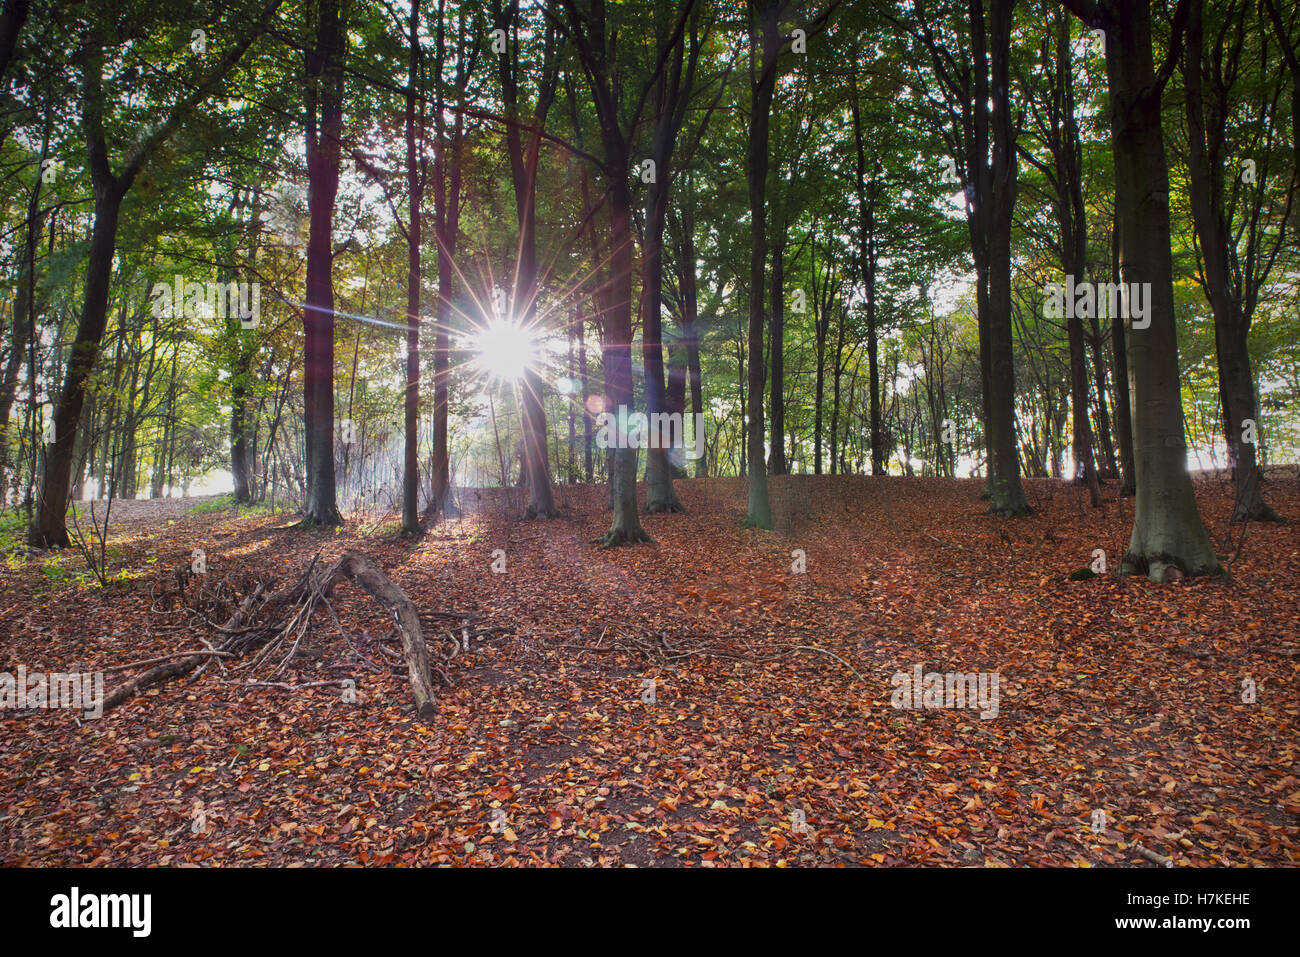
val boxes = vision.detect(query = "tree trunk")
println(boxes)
[1088,313,1119,479]
[983,0,1029,515]
[578,305,593,482]
[0,148,42,465]
[768,237,786,476]
[401,0,423,534]
[231,332,254,503]
[1108,211,1137,495]
[425,13,459,522]
[29,185,125,547]
[496,0,558,520]
[560,0,650,544]
[1046,13,1101,506]
[849,78,884,477]
[1184,0,1279,522]
[744,0,780,529]
[1087,0,1221,579]
[301,0,345,526]
[674,199,707,479]
[640,4,696,512]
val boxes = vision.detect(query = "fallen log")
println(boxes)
[319,550,437,719]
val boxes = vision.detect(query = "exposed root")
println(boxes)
[987,502,1033,518]
[594,526,654,548]
[1120,550,1226,583]
[1234,501,1283,523]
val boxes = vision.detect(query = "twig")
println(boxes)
[788,645,869,685]
[105,650,235,672]
[221,679,354,692]
[1133,843,1174,867]
[924,532,968,552]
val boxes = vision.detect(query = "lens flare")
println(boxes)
[475,318,536,381]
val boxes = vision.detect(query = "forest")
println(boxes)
[0,0,1297,875]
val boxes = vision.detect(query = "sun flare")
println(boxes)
[474,318,536,382]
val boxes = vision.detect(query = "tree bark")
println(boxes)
[1109,210,1137,495]
[0,135,42,475]
[1047,15,1101,506]
[849,76,884,476]
[768,235,786,476]
[672,198,706,478]
[300,0,345,527]
[744,0,780,529]
[401,0,424,534]
[983,0,1029,515]
[1067,0,1221,579]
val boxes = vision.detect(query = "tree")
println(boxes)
[638,0,703,513]
[743,0,781,528]
[557,0,652,545]
[28,1,278,547]
[1182,0,1292,521]
[913,0,1029,514]
[1061,0,1221,581]
[495,0,559,519]
[300,0,346,527]
[426,0,479,523]
[1020,8,1101,505]
[400,0,425,534]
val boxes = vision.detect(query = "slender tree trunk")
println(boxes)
[813,322,826,475]
[830,312,846,475]
[1108,212,1137,496]
[849,79,884,477]
[1184,0,1279,522]
[0,151,42,462]
[578,305,592,482]
[768,236,786,476]
[599,176,649,543]
[640,5,696,512]
[401,0,424,534]
[983,0,1029,514]
[496,0,558,519]
[1088,314,1119,478]
[675,200,706,479]
[560,0,650,543]
[230,302,255,503]
[1046,14,1102,506]
[744,0,780,529]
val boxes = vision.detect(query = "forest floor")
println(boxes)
[2,473,1297,867]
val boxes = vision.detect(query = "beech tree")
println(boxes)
[1061,0,1221,580]
[494,0,559,519]
[913,0,1029,515]
[1181,0,1293,522]
[27,0,279,546]
[300,0,346,526]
